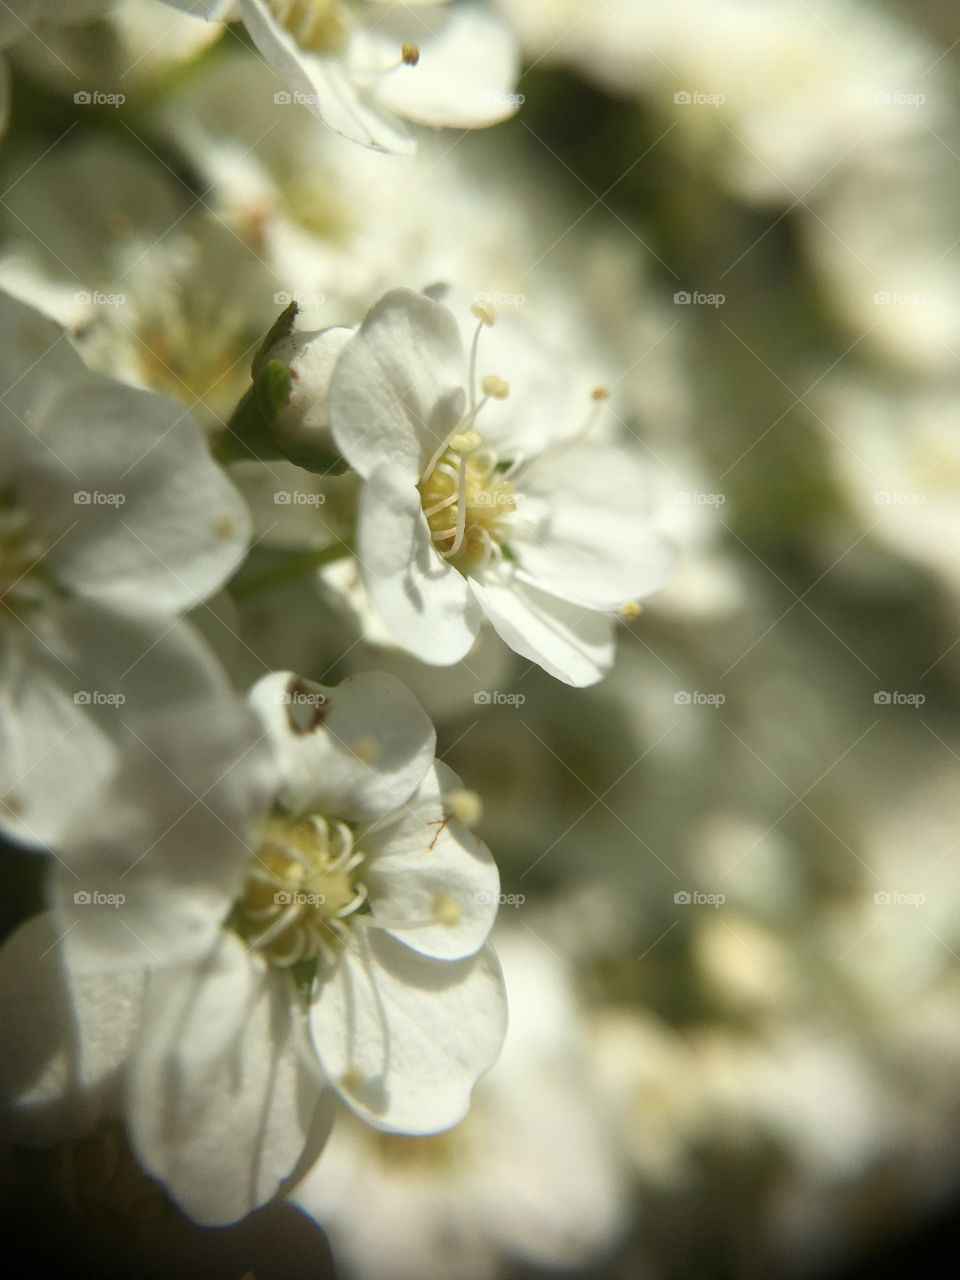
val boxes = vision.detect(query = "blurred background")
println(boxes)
[2,1,960,1277]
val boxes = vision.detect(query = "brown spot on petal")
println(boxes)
[285,676,328,734]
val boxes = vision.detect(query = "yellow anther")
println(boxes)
[433,893,462,926]
[481,374,510,400]
[620,600,642,620]
[449,430,482,453]
[471,301,497,327]
[351,735,379,763]
[591,386,609,402]
[447,789,483,827]
[401,43,420,66]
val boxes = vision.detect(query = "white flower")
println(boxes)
[161,0,519,153]
[291,927,627,1280]
[327,287,672,685]
[0,288,251,849]
[35,669,506,1224]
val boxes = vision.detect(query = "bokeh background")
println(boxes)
[2,1,960,1277]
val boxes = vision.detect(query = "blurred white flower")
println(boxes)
[161,0,519,152]
[36,670,505,1224]
[292,927,626,1280]
[0,288,250,848]
[328,287,672,685]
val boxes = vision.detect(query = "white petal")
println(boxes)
[425,283,576,459]
[470,576,614,686]
[271,324,354,452]
[17,376,251,613]
[358,462,481,664]
[0,286,87,426]
[248,669,435,822]
[364,2,521,129]
[235,0,414,152]
[363,761,499,960]
[514,442,674,608]
[129,935,332,1225]
[50,696,274,972]
[0,602,233,851]
[310,931,506,1133]
[329,287,466,481]
[0,913,144,1146]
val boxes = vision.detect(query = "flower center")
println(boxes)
[233,812,367,968]
[419,429,518,575]
[266,0,350,53]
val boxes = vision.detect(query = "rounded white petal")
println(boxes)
[17,376,251,613]
[248,669,436,822]
[310,931,507,1133]
[0,603,234,851]
[363,761,499,960]
[235,0,414,152]
[470,576,614,686]
[365,2,521,129]
[330,287,466,481]
[514,442,674,609]
[0,913,144,1146]
[129,935,332,1225]
[50,696,274,972]
[358,462,482,664]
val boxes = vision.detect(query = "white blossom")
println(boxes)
[327,286,672,685]
[160,0,519,152]
[23,670,506,1224]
